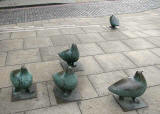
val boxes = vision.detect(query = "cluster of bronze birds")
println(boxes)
[10,15,148,111]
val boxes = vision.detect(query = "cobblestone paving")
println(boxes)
[0,0,160,25]
[0,8,160,114]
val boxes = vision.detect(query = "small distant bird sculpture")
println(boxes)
[58,44,79,67]
[108,71,147,103]
[110,15,119,28]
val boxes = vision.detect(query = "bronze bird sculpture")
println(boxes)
[10,66,33,93]
[110,15,119,28]
[108,71,147,103]
[58,44,79,67]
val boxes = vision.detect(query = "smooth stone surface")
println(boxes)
[150,48,160,56]
[82,26,106,33]
[88,71,127,96]
[100,31,129,41]
[124,50,160,66]
[39,46,69,61]
[98,41,130,53]
[24,37,53,49]
[77,43,104,56]
[146,37,160,47]
[79,95,137,114]
[60,27,84,34]
[75,56,103,76]
[11,31,36,39]
[0,52,7,66]
[0,65,21,88]
[0,39,23,52]
[26,60,62,82]
[125,66,160,86]
[26,103,81,114]
[51,34,80,46]
[143,30,160,36]
[123,38,156,49]
[11,83,37,102]
[113,95,148,112]
[95,53,136,72]
[6,49,41,65]
[138,86,160,114]
[0,82,50,114]
[0,33,11,40]
[37,29,61,37]
[77,33,105,43]
[122,31,149,38]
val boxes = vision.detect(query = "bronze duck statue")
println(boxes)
[10,66,33,93]
[58,44,79,67]
[53,67,78,97]
[110,15,119,28]
[108,71,147,103]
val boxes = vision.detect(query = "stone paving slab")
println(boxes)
[0,52,7,67]
[0,82,50,114]
[11,31,36,39]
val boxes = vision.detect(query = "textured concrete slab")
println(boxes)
[6,49,41,65]
[124,50,160,67]
[98,41,131,53]
[0,33,11,40]
[79,95,137,114]
[0,83,50,114]
[11,31,36,39]
[95,53,136,72]
[26,102,81,114]
[0,52,7,66]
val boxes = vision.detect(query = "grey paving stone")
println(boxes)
[51,34,80,46]
[146,37,160,47]
[11,31,36,39]
[124,50,160,66]
[0,82,50,114]
[6,49,41,65]
[77,33,105,43]
[26,60,63,82]
[0,52,7,67]
[0,39,23,52]
[95,53,136,72]
[24,37,52,49]
[37,29,61,37]
[26,102,81,114]
[0,65,20,88]
[89,71,127,96]
[40,46,69,61]
[122,38,156,50]
[79,95,137,114]
[98,41,131,53]
[151,48,160,57]
[121,31,149,38]
[137,86,160,114]
[82,26,106,33]
[60,27,85,34]
[0,33,11,40]
[143,30,160,36]
[78,43,104,56]
[100,31,129,41]
[125,66,160,87]
[75,56,103,76]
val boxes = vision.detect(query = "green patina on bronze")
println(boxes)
[53,67,78,97]
[110,15,119,28]
[108,71,147,102]
[58,44,79,67]
[10,66,37,101]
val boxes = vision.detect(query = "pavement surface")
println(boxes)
[0,0,160,25]
[0,7,160,114]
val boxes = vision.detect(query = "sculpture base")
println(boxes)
[11,83,37,102]
[60,60,83,72]
[113,95,148,112]
[53,87,81,104]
